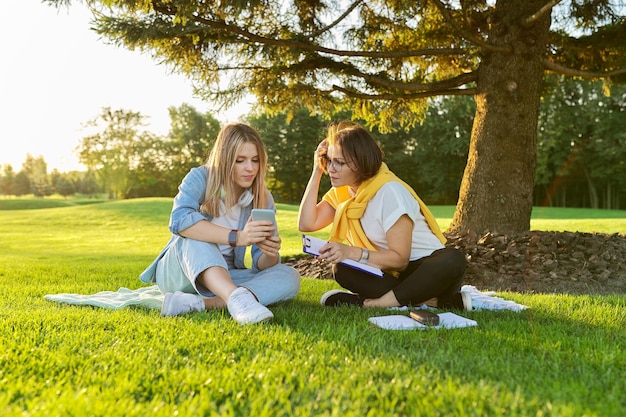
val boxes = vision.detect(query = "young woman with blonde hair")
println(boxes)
[141,123,300,324]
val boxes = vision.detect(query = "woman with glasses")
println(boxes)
[298,120,471,311]
[140,123,300,324]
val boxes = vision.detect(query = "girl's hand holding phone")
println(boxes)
[251,209,280,257]
[251,209,277,236]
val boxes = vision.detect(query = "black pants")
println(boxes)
[333,247,466,306]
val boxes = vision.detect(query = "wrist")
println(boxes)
[228,229,238,247]
[359,248,369,264]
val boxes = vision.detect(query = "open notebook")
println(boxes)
[368,312,478,330]
[302,234,383,277]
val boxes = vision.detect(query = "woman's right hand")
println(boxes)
[298,138,336,232]
[313,139,329,173]
[239,216,275,246]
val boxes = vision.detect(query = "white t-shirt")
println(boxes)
[211,205,242,256]
[360,182,444,260]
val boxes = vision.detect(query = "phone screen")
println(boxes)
[251,209,277,235]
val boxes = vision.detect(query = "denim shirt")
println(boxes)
[139,166,277,284]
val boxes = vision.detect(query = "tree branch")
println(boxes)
[309,0,364,38]
[543,59,626,78]
[522,0,563,28]
[198,16,465,58]
[286,55,477,92]
[152,2,466,59]
[360,71,478,92]
[331,85,477,100]
[221,54,477,97]
[429,0,512,53]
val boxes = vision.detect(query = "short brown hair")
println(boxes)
[327,121,383,183]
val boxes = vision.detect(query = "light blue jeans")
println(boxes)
[155,236,300,306]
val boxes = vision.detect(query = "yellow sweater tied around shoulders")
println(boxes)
[323,163,446,263]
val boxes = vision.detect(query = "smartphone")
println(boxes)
[251,209,277,235]
[409,310,440,326]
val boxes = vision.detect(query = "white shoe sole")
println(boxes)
[233,308,274,325]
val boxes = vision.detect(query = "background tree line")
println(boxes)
[1,76,624,209]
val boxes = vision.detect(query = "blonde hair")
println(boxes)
[201,123,268,215]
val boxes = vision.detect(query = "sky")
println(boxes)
[0,0,250,173]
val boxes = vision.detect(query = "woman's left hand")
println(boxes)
[256,234,281,258]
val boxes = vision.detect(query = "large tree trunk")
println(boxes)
[448,1,552,235]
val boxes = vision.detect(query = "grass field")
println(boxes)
[0,197,625,416]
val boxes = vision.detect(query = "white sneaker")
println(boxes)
[460,291,473,312]
[161,291,205,317]
[227,287,274,325]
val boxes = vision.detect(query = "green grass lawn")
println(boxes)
[0,198,625,416]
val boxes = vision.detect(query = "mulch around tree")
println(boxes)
[284,231,626,295]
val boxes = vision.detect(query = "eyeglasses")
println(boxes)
[323,156,348,172]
